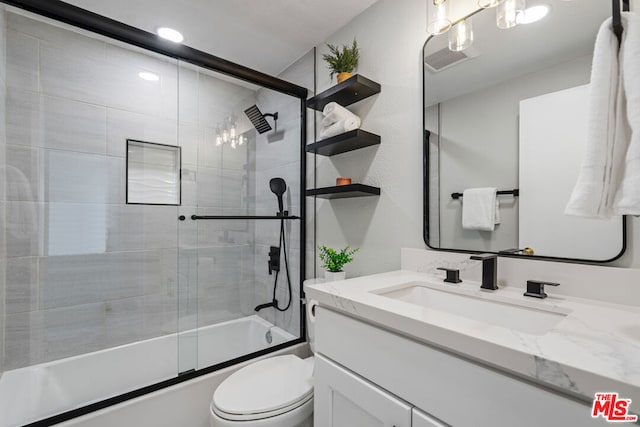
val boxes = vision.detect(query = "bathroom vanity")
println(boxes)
[305,251,640,427]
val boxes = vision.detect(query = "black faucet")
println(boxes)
[470,254,498,290]
[524,280,560,299]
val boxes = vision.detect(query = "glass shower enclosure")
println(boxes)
[0,3,306,426]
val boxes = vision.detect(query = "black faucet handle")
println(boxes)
[437,267,462,284]
[524,280,560,299]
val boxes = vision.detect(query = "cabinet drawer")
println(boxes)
[316,307,606,427]
[314,354,412,427]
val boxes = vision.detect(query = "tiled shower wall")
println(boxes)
[253,50,314,337]
[1,10,261,371]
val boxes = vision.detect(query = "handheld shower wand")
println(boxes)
[255,177,293,313]
[269,177,287,216]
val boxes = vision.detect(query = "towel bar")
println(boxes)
[451,189,519,200]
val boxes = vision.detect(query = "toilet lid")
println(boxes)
[213,355,314,419]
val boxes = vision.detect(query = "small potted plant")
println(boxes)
[322,39,359,84]
[318,245,359,281]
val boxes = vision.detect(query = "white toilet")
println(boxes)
[209,301,316,427]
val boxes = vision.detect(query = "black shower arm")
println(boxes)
[263,112,279,120]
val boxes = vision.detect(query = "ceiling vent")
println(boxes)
[424,46,481,73]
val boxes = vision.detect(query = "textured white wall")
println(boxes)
[310,0,640,278]
[437,55,592,253]
[311,0,427,278]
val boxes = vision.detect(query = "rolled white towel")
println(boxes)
[322,102,359,127]
[319,117,361,140]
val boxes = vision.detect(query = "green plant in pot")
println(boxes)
[318,245,359,281]
[322,39,359,84]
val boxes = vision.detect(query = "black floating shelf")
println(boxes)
[306,74,381,111]
[306,129,381,156]
[306,184,380,199]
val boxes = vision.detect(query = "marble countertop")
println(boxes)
[305,270,640,403]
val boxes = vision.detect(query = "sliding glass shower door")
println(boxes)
[0,4,304,427]
[175,62,304,374]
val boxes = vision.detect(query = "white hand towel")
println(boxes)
[494,198,501,225]
[321,102,360,127]
[565,16,630,218]
[319,117,361,140]
[462,188,497,231]
[614,13,640,215]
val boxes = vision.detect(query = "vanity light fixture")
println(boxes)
[156,27,184,43]
[517,4,549,24]
[138,71,159,81]
[496,0,526,29]
[215,116,244,149]
[449,17,474,51]
[478,0,502,8]
[427,0,452,35]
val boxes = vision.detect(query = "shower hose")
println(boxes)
[271,217,293,312]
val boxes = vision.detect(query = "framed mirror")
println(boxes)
[423,0,625,262]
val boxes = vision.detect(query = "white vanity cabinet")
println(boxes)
[314,354,412,427]
[314,307,608,427]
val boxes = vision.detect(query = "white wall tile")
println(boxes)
[5,257,39,314]
[7,88,107,154]
[6,30,38,91]
[106,205,178,252]
[4,201,42,257]
[107,108,178,158]
[45,150,123,204]
[7,12,106,61]
[6,145,40,202]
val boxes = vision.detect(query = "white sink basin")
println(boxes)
[374,282,567,336]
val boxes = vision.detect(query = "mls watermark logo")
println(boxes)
[591,393,638,423]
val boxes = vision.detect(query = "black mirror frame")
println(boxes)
[421,35,627,265]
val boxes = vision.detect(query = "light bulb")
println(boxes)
[230,139,237,149]
[230,124,237,139]
[427,0,451,35]
[497,0,525,29]
[238,136,245,146]
[222,129,229,143]
[156,27,184,43]
[517,5,549,25]
[449,18,473,51]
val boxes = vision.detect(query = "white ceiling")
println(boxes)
[62,0,379,76]
[424,0,611,105]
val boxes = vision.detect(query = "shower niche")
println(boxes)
[126,140,182,205]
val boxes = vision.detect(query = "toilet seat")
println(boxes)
[212,355,314,422]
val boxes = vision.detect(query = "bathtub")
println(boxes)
[0,315,296,427]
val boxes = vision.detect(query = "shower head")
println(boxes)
[244,105,278,134]
[270,177,287,215]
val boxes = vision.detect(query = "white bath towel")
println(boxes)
[322,102,360,127]
[565,15,632,218]
[462,188,498,231]
[614,13,640,215]
[319,117,361,140]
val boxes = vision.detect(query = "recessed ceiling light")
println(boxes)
[156,27,184,43]
[138,71,160,81]
[517,5,550,25]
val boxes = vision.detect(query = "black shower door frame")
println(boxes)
[0,1,308,426]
